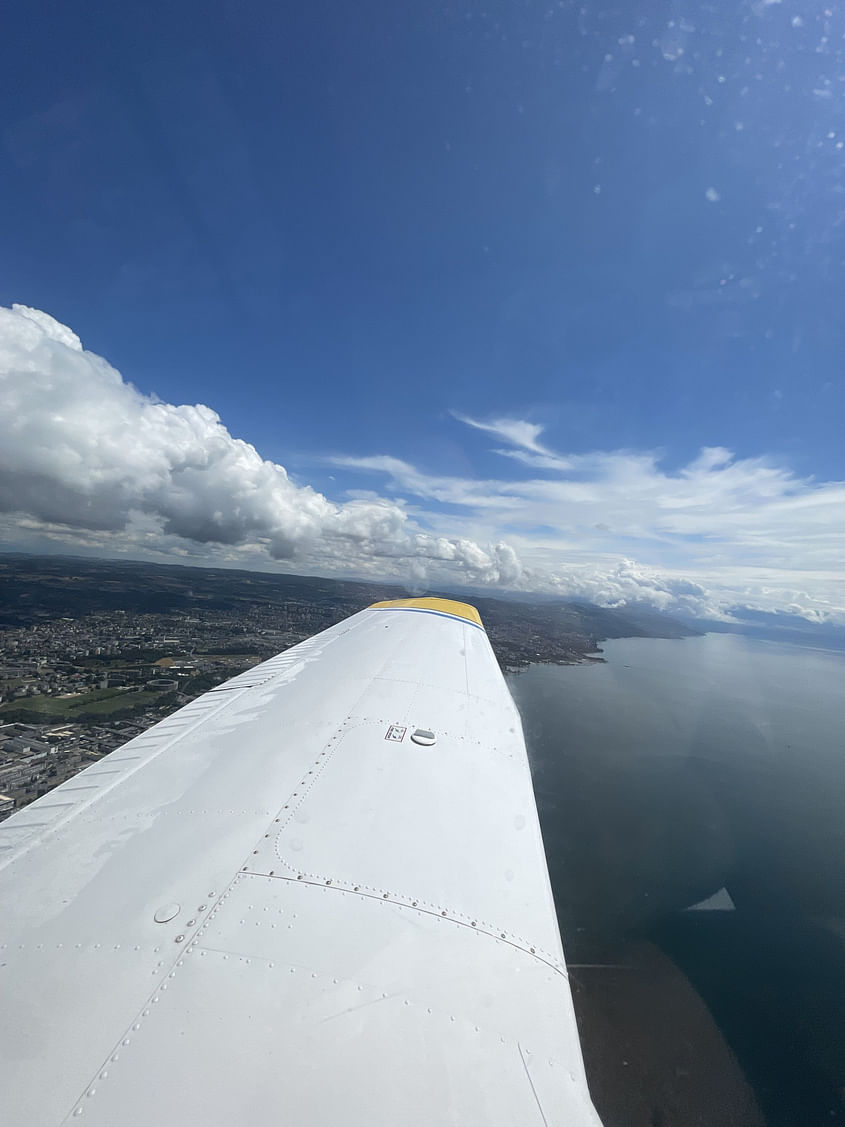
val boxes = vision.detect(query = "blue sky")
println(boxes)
[2,2,845,620]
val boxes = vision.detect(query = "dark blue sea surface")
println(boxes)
[508,634,845,1126]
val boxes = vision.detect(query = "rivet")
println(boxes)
[354,886,359,891]
[133,1023,140,1031]
[253,850,258,855]
[471,921,476,927]
[530,947,535,954]
[264,834,269,838]
[441,911,447,917]
[122,1038,130,1046]
[87,1088,96,1097]
[175,935,185,943]
[242,867,247,872]
[412,901,417,906]
[99,1070,108,1080]
[269,870,275,876]
[325,879,332,885]
[383,893,389,899]
[208,892,215,898]
[297,875,303,880]
[501,933,506,939]
[73,1109,83,1117]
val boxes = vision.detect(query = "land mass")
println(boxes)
[0,552,698,663]
[0,552,697,818]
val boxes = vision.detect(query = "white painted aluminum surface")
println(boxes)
[0,605,601,1125]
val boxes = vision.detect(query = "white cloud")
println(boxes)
[450,411,554,454]
[493,448,575,471]
[342,419,845,623]
[3,305,844,625]
[0,304,520,587]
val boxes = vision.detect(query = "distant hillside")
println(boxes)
[675,608,845,653]
[0,552,700,669]
[0,553,402,626]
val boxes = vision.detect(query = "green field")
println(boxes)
[0,687,163,720]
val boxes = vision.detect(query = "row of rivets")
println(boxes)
[250,872,558,969]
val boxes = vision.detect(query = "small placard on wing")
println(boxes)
[385,724,407,742]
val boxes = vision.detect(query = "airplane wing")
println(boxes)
[0,597,602,1126]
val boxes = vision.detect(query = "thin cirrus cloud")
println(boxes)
[336,417,845,623]
[449,411,575,472]
[1,303,843,623]
[449,411,553,455]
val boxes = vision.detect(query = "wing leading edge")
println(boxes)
[0,597,601,1126]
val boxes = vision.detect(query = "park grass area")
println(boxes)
[0,687,163,719]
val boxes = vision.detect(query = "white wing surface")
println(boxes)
[0,597,601,1126]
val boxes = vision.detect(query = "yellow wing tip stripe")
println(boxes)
[368,597,483,628]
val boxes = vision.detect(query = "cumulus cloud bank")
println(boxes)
[2,304,843,624]
[0,305,520,586]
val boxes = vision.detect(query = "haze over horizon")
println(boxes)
[2,3,844,625]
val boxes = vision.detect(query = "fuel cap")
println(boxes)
[411,728,436,746]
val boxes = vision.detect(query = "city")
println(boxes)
[0,604,312,816]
